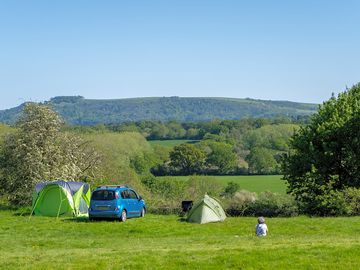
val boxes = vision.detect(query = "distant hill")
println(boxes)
[0,96,318,125]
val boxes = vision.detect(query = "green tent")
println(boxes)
[187,194,226,224]
[31,180,91,217]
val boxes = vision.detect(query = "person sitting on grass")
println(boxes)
[255,216,268,236]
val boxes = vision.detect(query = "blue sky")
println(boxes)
[0,0,359,109]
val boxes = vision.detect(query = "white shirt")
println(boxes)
[256,223,268,236]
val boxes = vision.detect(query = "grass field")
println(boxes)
[148,140,199,148]
[157,175,286,194]
[0,210,359,270]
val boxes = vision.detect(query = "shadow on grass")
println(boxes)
[62,217,91,223]
[178,217,187,222]
[63,217,123,223]
[13,210,32,216]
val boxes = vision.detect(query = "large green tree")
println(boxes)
[0,103,100,205]
[169,144,206,175]
[201,141,238,174]
[246,147,277,174]
[282,84,360,215]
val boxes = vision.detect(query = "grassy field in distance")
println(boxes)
[148,139,199,148]
[0,210,359,270]
[157,175,286,194]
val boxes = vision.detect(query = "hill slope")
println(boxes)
[0,96,318,125]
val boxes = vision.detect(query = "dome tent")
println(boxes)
[187,194,226,224]
[31,180,91,217]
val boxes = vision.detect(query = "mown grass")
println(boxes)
[158,175,286,194]
[148,140,199,148]
[0,211,359,269]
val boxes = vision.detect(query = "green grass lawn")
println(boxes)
[0,211,359,269]
[148,140,199,148]
[158,175,286,194]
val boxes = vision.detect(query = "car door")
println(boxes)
[127,189,141,216]
[91,189,117,212]
[120,189,131,214]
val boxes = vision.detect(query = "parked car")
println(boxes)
[89,185,146,222]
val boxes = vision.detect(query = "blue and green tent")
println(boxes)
[31,180,91,217]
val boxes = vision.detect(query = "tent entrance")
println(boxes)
[35,186,72,217]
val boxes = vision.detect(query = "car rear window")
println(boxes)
[92,190,116,201]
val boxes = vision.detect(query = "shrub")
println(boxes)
[226,191,299,217]
[222,181,240,198]
[130,152,160,175]
[313,189,351,216]
[291,185,360,217]
[344,187,360,215]
[141,174,187,214]
[246,192,299,217]
[186,176,223,201]
[225,190,257,216]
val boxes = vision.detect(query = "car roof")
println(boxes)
[94,185,131,191]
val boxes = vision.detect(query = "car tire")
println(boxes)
[120,210,127,222]
[140,207,145,217]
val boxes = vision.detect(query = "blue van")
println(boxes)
[89,185,146,222]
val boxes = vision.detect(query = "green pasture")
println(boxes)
[0,210,359,270]
[158,175,286,194]
[148,140,198,148]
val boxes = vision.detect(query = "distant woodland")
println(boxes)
[0,96,317,125]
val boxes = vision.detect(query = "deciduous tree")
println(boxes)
[169,144,206,175]
[0,103,100,205]
[282,84,360,215]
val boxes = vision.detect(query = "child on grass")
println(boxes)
[255,216,268,236]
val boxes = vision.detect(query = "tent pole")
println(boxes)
[56,188,63,220]
[29,194,40,220]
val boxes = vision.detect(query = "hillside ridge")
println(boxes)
[0,96,318,125]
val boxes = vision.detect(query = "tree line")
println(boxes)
[68,118,304,175]
[68,116,309,140]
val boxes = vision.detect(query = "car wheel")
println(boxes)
[140,207,145,217]
[120,210,127,222]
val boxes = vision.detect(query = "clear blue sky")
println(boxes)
[0,0,359,109]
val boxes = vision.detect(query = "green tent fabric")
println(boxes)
[187,194,226,224]
[31,180,91,217]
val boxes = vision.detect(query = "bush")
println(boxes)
[130,152,160,175]
[141,174,188,214]
[313,189,351,216]
[186,176,223,201]
[145,199,183,215]
[222,181,240,198]
[225,191,299,217]
[225,190,257,216]
[311,187,360,216]
[344,187,360,215]
[246,192,299,217]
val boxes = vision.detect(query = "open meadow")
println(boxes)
[149,140,199,148]
[0,210,359,270]
[157,175,286,194]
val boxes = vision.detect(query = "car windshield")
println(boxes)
[92,190,115,201]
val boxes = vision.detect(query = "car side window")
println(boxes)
[128,190,138,199]
[121,190,130,199]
